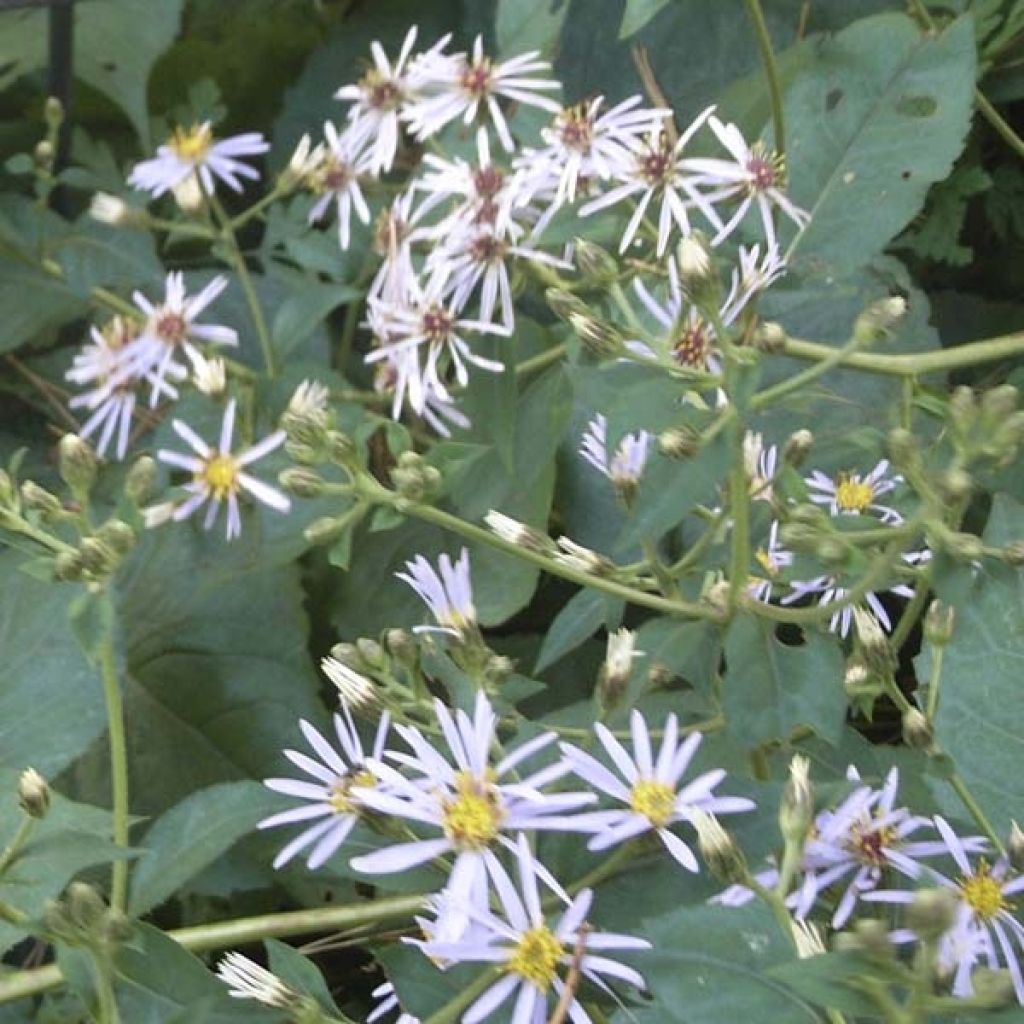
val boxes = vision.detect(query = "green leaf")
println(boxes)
[129,781,287,916]
[618,0,671,39]
[535,589,623,673]
[497,0,570,57]
[723,613,846,748]
[786,14,976,274]
[69,589,116,666]
[265,939,339,1014]
[54,220,164,297]
[270,277,361,359]
[765,952,881,1016]
[612,902,819,1022]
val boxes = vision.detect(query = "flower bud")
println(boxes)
[278,467,325,498]
[554,537,615,575]
[923,600,955,647]
[886,427,919,472]
[678,233,712,287]
[599,628,641,709]
[939,467,972,503]
[89,192,139,227]
[17,768,50,819]
[20,480,61,518]
[981,384,1019,422]
[44,96,64,131]
[692,809,746,884]
[192,354,226,396]
[843,658,881,701]
[484,510,550,552]
[385,628,417,666]
[782,429,813,468]
[779,755,814,844]
[172,172,204,214]
[77,537,117,576]
[356,637,386,671]
[658,426,701,459]
[778,522,819,553]
[568,313,622,359]
[330,642,360,668]
[574,237,618,283]
[66,882,107,934]
[125,455,156,504]
[835,919,893,962]
[303,515,349,546]
[545,288,589,324]
[948,386,977,434]
[789,502,829,528]
[34,140,54,170]
[703,579,731,620]
[815,536,848,568]
[945,530,984,562]
[104,910,134,945]
[279,133,317,190]
[486,653,515,684]
[95,519,136,556]
[906,886,957,941]
[1008,821,1024,872]
[58,434,97,495]
[852,607,892,670]
[972,968,1017,1008]
[142,501,177,530]
[53,549,85,582]
[326,430,356,468]
[320,655,377,710]
[853,295,906,342]
[282,380,331,448]
[902,707,933,750]
[751,321,787,353]
[285,440,318,465]
[1004,541,1024,566]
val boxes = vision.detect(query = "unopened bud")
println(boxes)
[34,140,54,170]
[355,637,386,671]
[282,380,331,447]
[939,467,972,503]
[815,536,848,568]
[1004,541,1024,566]
[780,755,814,843]
[789,502,829,528]
[902,707,933,750]
[484,510,549,552]
[568,313,622,358]
[285,440,318,465]
[78,537,116,576]
[972,968,1017,1008]
[554,537,615,575]
[703,579,731,620]
[886,427,919,471]
[948,386,977,434]
[95,519,136,556]
[545,288,588,323]
[20,480,61,518]
[89,192,140,227]
[278,467,325,498]
[778,522,819,553]
[320,655,377,710]
[66,882,106,933]
[843,658,880,701]
[125,456,156,504]
[44,96,64,131]
[658,427,701,459]
[752,321,787,353]
[486,653,515,684]
[981,384,1019,422]
[303,515,349,546]
[599,628,640,709]
[325,430,356,467]
[647,661,672,688]
[53,549,85,581]
[330,642,359,668]
[852,607,892,669]
[782,429,813,468]
[58,434,97,495]
[192,354,226,396]
[385,628,417,665]
[142,501,177,530]
[574,237,618,283]
[924,600,955,646]
[17,768,50,819]
[835,919,893,962]
[1008,821,1024,872]
[279,133,317,189]
[172,172,204,214]
[945,530,984,562]
[906,887,957,940]
[678,233,712,286]
[104,910,134,945]
[853,295,906,342]
[692,809,745,883]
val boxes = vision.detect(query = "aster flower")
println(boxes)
[744,431,779,502]
[782,572,914,638]
[216,952,297,1008]
[259,706,391,870]
[684,116,810,249]
[334,26,420,174]
[396,548,476,638]
[747,521,793,604]
[404,35,562,152]
[553,536,615,575]
[306,122,375,250]
[579,413,651,497]
[368,979,420,1024]
[868,816,1024,1003]
[349,694,595,936]
[127,122,269,198]
[418,833,650,1024]
[558,711,755,870]
[805,459,903,523]
[154,398,289,540]
[128,273,238,407]
[578,107,722,256]
[369,191,426,306]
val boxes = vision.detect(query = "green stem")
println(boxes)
[948,772,1006,855]
[94,954,119,1024]
[668,509,726,576]
[641,538,681,598]
[1,512,75,556]
[514,342,568,379]
[974,88,1024,161]
[0,895,427,1005]
[0,816,35,878]
[228,186,286,232]
[727,428,751,614]
[746,877,794,944]
[98,634,129,914]
[751,334,863,410]
[743,0,786,156]
[925,646,945,721]
[888,577,930,654]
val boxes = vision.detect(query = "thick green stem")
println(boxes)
[925,646,945,721]
[743,0,786,156]
[98,634,129,914]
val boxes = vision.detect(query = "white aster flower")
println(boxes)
[404,35,561,152]
[685,116,810,249]
[868,816,1024,1003]
[349,693,595,937]
[334,26,420,174]
[368,979,420,1024]
[216,952,297,1008]
[260,706,391,869]
[397,547,476,638]
[129,272,238,407]
[418,833,650,1024]
[578,107,722,256]
[747,521,793,604]
[559,711,755,871]
[579,413,651,496]
[731,242,787,310]
[128,122,269,198]
[320,655,377,710]
[782,572,915,638]
[369,191,425,307]
[306,122,374,250]
[744,430,779,502]
[805,459,903,523]
[484,510,546,550]
[155,398,289,540]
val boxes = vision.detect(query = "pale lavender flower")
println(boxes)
[396,548,476,638]
[154,398,289,540]
[128,122,268,198]
[782,573,914,638]
[579,414,651,492]
[805,459,903,523]
[744,430,779,502]
[416,834,650,1024]
[558,710,755,871]
[260,706,391,870]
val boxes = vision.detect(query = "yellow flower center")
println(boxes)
[960,861,1010,921]
[629,778,676,827]
[168,123,213,162]
[441,772,503,849]
[755,547,779,576]
[834,474,875,513]
[509,926,563,991]
[201,454,239,500]
[328,769,375,815]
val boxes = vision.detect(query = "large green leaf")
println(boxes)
[723,613,846,748]
[497,0,570,56]
[785,14,976,274]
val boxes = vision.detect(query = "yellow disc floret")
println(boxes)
[169,123,213,162]
[960,861,1010,921]
[201,454,239,500]
[834,474,875,513]
[629,779,676,827]
[442,772,503,849]
[328,769,375,815]
[509,926,563,990]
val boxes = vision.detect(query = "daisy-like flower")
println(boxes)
[349,694,595,936]
[559,710,755,871]
[418,833,650,1024]
[805,460,903,524]
[578,107,722,256]
[128,273,238,407]
[685,116,810,249]
[868,816,1024,1003]
[782,572,914,638]
[127,122,269,198]
[216,952,297,1008]
[333,26,420,174]
[154,398,289,540]
[369,191,426,306]
[404,35,562,153]
[368,979,420,1024]
[579,413,651,499]
[259,706,391,869]
[306,122,374,250]
[747,521,793,604]
[730,243,787,312]
[397,548,476,638]
[744,431,779,502]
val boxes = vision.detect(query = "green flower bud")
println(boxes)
[385,628,417,665]
[125,456,156,505]
[17,768,50,819]
[356,637,386,670]
[78,537,118,577]
[948,386,977,434]
[886,427,919,471]
[44,96,64,131]
[751,321,787,353]
[326,431,357,468]
[545,288,588,323]
[53,549,85,582]
[574,237,618,283]
[902,707,933,750]
[1004,541,1024,566]
[981,384,1019,422]
[304,516,349,546]
[285,440,318,465]
[279,467,325,498]
[34,140,54,170]
[788,502,829,528]
[778,522,820,553]
[20,480,61,518]
[486,653,516,684]
[782,429,813,468]
[66,882,107,934]
[95,519,136,556]
[906,887,957,941]
[692,809,746,884]
[972,968,1017,1008]
[568,312,622,358]
[658,427,701,459]
[924,600,955,646]
[104,910,134,945]
[946,530,984,562]
[330,642,360,668]
[815,536,848,568]
[835,919,893,962]
[853,295,906,343]
[939,467,972,503]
